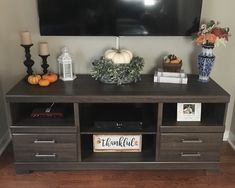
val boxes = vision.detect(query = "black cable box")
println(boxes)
[94,121,143,131]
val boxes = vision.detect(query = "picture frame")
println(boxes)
[177,103,201,122]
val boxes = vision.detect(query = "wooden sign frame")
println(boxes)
[93,134,142,152]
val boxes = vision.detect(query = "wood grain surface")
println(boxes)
[5,74,231,173]
[6,74,230,103]
[0,142,235,188]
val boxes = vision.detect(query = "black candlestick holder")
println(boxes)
[39,54,50,74]
[21,44,34,76]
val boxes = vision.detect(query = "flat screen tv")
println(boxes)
[37,0,202,36]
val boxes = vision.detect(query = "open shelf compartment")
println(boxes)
[10,103,75,127]
[162,103,226,126]
[79,103,157,134]
[81,134,156,162]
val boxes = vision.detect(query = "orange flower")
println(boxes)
[193,20,230,47]
[206,34,217,44]
[196,34,205,45]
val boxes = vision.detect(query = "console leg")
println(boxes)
[15,168,32,174]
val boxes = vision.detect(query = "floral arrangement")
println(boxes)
[194,20,230,47]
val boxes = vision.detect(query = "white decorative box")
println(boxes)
[154,69,188,84]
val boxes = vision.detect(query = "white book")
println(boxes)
[154,76,188,84]
[156,68,186,77]
[154,70,188,84]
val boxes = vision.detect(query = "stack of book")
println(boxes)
[154,68,188,84]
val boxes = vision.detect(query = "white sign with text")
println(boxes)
[93,135,142,152]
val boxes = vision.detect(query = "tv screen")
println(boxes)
[37,0,202,36]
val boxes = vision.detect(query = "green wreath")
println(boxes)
[91,56,144,85]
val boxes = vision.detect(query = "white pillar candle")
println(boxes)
[20,31,32,45]
[39,42,49,55]
[116,36,120,50]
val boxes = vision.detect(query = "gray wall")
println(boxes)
[0,0,235,145]
[0,1,10,152]
[0,75,10,154]
[0,78,8,139]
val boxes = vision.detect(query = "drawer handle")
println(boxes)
[34,153,57,158]
[180,152,201,157]
[34,139,56,144]
[181,139,203,143]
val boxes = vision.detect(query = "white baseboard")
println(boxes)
[223,130,229,141]
[228,131,235,151]
[0,130,11,156]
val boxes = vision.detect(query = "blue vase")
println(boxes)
[197,44,215,82]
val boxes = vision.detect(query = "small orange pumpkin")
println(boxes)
[27,74,41,85]
[38,79,50,87]
[170,58,182,64]
[42,73,58,83]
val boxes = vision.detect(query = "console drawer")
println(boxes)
[12,134,77,162]
[159,151,220,162]
[160,133,223,151]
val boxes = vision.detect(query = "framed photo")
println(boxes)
[177,103,201,122]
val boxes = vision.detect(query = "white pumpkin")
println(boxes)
[104,49,133,64]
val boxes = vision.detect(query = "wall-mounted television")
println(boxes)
[37,0,202,36]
